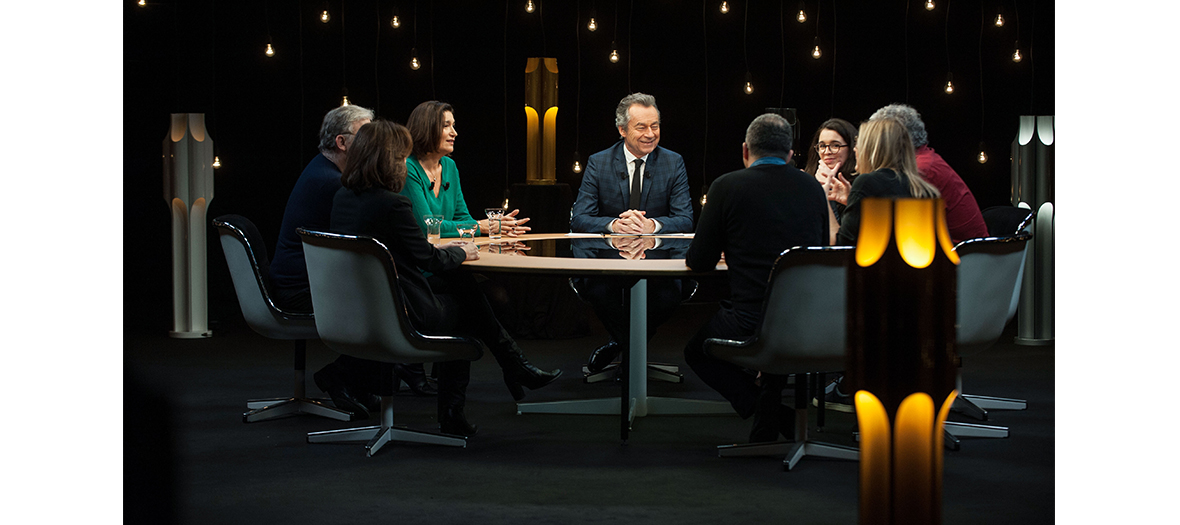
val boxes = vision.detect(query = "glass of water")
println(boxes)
[424,214,443,244]
[484,207,505,240]
[456,225,477,243]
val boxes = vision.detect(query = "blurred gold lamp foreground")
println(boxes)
[846,198,959,525]
[524,57,558,185]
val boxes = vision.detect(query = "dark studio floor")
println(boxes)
[125,292,1054,525]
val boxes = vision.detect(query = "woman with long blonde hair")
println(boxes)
[829,117,940,245]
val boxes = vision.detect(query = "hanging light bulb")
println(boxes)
[977,144,988,164]
[720,1,730,14]
[1012,41,1023,62]
[341,95,351,106]
[265,42,275,57]
[525,0,535,13]
[573,160,582,173]
[811,37,822,59]
[744,73,754,95]
[944,73,954,94]
[588,17,597,31]
[994,12,1005,27]
[797,10,807,23]
[321,10,330,23]
[700,184,709,206]
[212,156,222,169]
[609,42,619,63]
[391,15,401,28]
[410,48,421,70]
[138,0,146,6]
[925,0,935,11]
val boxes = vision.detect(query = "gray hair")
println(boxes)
[317,104,376,152]
[615,92,659,129]
[744,113,793,159]
[869,103,928,148]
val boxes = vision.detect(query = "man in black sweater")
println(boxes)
[683,113,830,443]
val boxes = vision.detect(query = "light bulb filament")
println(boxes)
[525,0,535,13]
[391,15,401,28]
[744,81,753,95]
[265,43,275,57]
[994,14,1004,27]
[925,0,935,11]
[797,10,807,23]
[812,45,822,59]
[720,2,729,14]
[588,18,597,31]
[610,49,619,63]
[321,10,330,23]
[944,81,954,94]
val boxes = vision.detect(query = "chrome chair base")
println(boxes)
[244,397,355,423]
[582,362,683,384]
[944,420,1010,439]
[306,398,467,457]
[717,406,858,471]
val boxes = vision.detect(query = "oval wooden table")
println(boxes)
[457,233,732,442]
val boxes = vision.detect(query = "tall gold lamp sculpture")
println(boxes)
[164,113,215,338]
[524,57,558,185]
[846,198,959,525]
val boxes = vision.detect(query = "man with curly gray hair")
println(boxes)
[869,103,987,242]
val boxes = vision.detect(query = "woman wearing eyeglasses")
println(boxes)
[803,118,858,221]
[831,117,940,245]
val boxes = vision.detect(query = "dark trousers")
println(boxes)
[683,303,773,419]
[574,277,682,348]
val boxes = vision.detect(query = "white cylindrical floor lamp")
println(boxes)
[164,113,215,339]
[1010,115,1053,345]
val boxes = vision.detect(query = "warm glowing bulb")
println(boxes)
[720,1,729,14]
[977,150,988,163]
[994,14,1004,27]
[700,194,707,205]
[265,43,275,57]
[797,10,807,23]
[1012,48,1022,62]
[138,0,146,6]
[588,17,597,31]
[573,160,582,173]
[944,80,954,94]
[341,95,351,106]
[321,10,330,23]
[502,198,510,208]
[610,49,619,63]
[391,15,401,28]
[925,0,935,11]
[525,0,535,13]
[411,56,420,70]
[744,81,753,95]
[812,45,822,59]
[212,156,221,169]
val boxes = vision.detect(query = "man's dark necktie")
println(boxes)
[629,158,644,209]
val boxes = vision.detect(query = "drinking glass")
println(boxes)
[424,214,443,244]
[456,225,477,243]
[484,207,505,240]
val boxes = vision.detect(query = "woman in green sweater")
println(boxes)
[402,100,531,238]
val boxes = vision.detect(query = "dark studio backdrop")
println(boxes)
[124,0,1054,335]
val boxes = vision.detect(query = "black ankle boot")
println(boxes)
[393,363,438,396]
[439,405,478,437]
[491,343,562,401]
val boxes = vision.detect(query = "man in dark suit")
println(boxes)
[683,113,830,443]
[571,93,694,373]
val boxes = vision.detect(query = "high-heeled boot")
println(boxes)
[437,360,477,437]
[488,339,563,401]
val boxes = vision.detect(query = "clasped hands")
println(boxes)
[611,209,656,235]
[479,209,532,237]
[610,235,656,260]
[815,161,851,205]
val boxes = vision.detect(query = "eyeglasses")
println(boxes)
[816,142,848,153]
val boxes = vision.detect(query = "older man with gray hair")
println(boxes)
[869,103,987,242]
[269,104,391,417]
[683,113,830,443]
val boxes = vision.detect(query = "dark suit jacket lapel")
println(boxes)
[612,141,630,207]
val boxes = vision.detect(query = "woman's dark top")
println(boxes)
[836,168,915,246]
[329,185,467,331]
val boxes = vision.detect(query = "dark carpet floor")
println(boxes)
[125,300,1054,525]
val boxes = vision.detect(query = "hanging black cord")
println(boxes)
[701,0,709,194]
[904,0,910,103]
[830,0,837,116]
[374,1,381,112]
[627,0,633,92]
[779,0,785,108]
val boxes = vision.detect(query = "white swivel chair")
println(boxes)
[703,246,859,471]
[944,222,1032,442]
[213,215,355,423]
[299,228,485,457]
